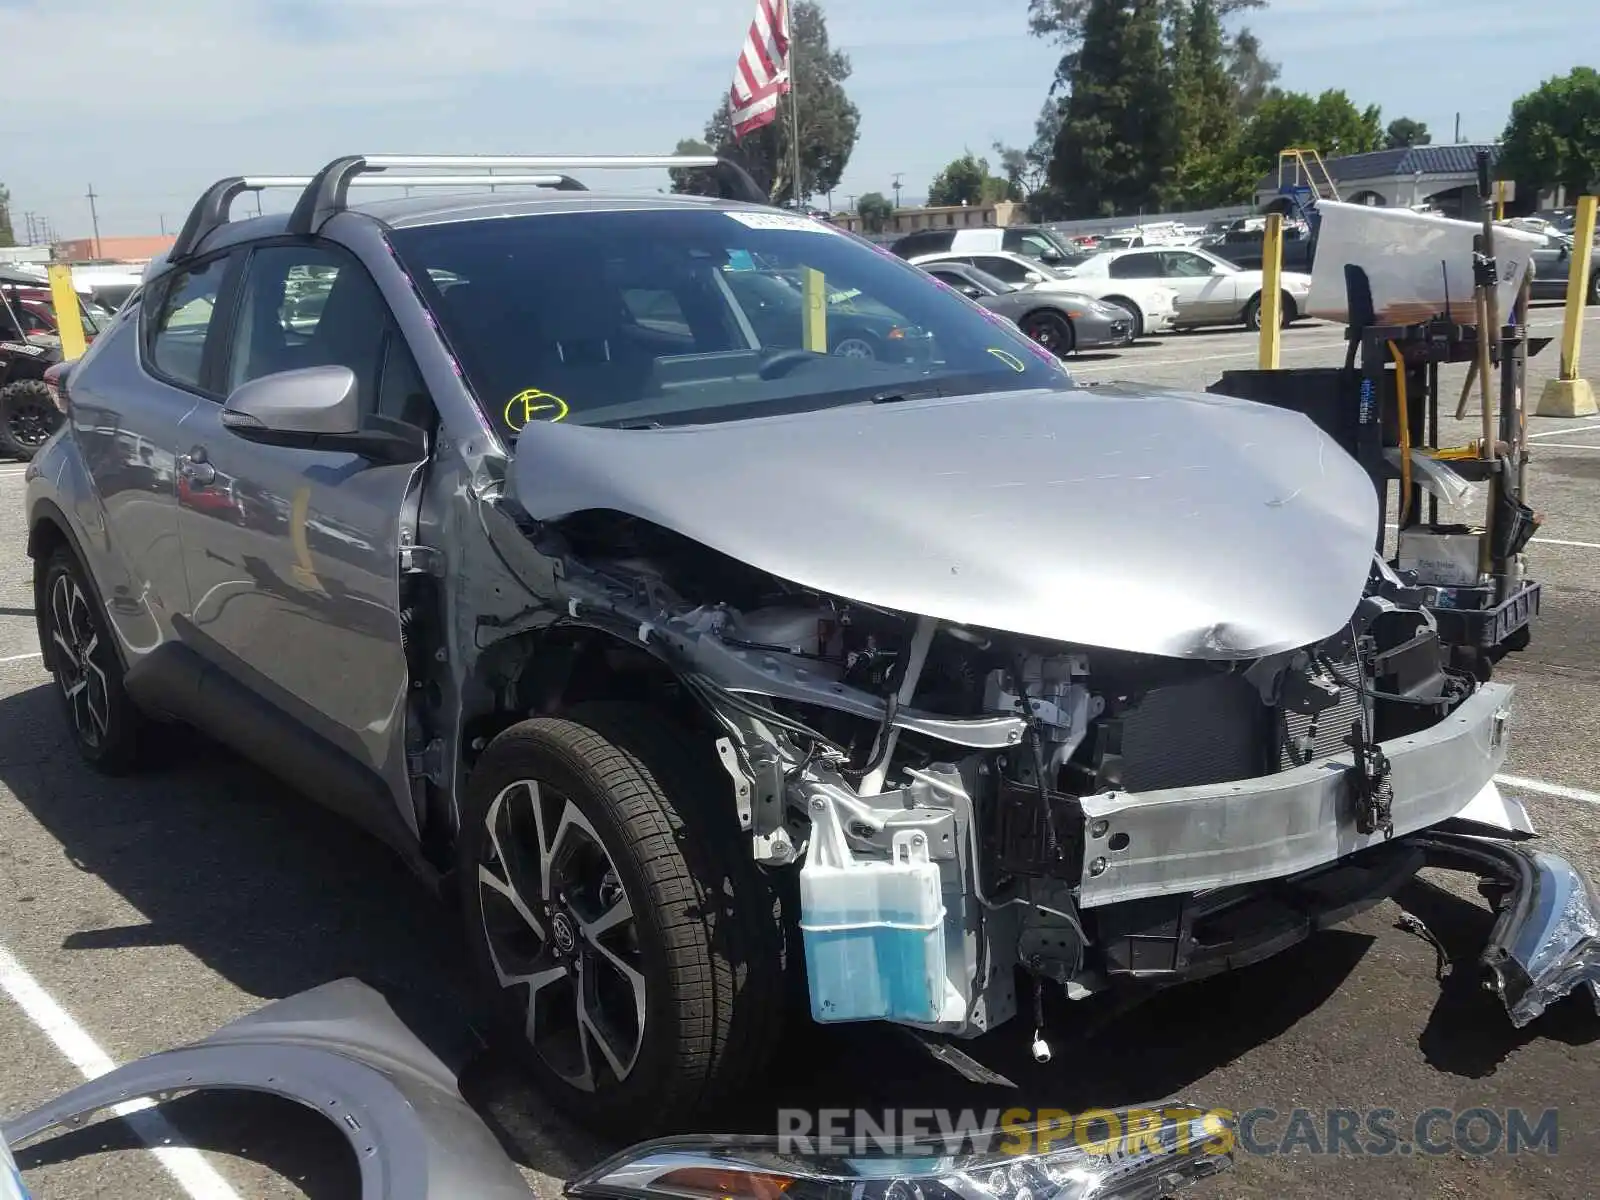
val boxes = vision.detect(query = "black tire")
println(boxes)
[1019,309,1076,357]
[1243,291,1292,332]
[1588,268,1600,307]
[457,704,785,1134]
[830,332,879,360]
[38,545,150,774]
[1103,296,1144,339]
[0,378,62,462]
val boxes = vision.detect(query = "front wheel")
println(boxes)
[1588,268,1600,306]
[458,706,785,1133]
[1102,296,1144,339]
[831,334,879,360]
[1019,310,1076,356]
[0,378,62,462]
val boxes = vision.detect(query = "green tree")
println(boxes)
[1225,27,1278,117]
[928,152,1013,206]
[1384,117,1431,149]
[672,1,859,207]
[666,138,716,194]
[1171,0,1242,206]
[1499,67,1600,199]
[0,185,13,248]
[1237,88,1383,167]
[1029,0,1272,113]
[1049,0,1178,216]
[856,191,893,232]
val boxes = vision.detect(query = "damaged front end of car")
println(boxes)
[462,386,1596,1044]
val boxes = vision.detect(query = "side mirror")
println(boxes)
[1024,272,1044,284]
[1039,250,1063,264]
[960,285,984,299]
[221,365,427,464]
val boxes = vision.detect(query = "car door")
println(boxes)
[65,249,240,666]
[1159,249,1239,321]
[173,239,431,825]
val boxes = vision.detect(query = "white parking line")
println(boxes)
[1528,421,1600,440]
[1075,337,1348,375]
[1383,523,1600,552]
[0,943,242,1199]
[1530,442,1600,451]
[0,652,42,665]
[1495,774,1600,808]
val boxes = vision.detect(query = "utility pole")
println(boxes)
[891,173,904,210]
[86,184,103,258]
[1454,113,1462,143]
[159,214,167,236]
[23,212,35,244]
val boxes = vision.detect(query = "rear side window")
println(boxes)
[1108,253,1163,280]
[146,256,231,390]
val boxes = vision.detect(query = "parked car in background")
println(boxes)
[909,249,1178,337]
[888,224,1086,268]
[1062,244,1312,331]
[1526,227,1600,306]
[918,259,1133,354]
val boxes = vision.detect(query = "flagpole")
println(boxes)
[785,1,802,209]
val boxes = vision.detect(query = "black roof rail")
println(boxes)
[285,153,769,235]
[168,171,581,265]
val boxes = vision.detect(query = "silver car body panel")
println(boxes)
[0,980,535,1200]
[1077,681,1516,906]
[511,383,1379,661]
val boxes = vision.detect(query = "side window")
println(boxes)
[226,244,393,413]
[1108,253,1162,280]
[1164,252,1217,278]
[973,255,1031,284]
[146,255,231,390]
[376,333,435,429]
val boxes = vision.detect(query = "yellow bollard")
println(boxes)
[801,267,828,353]
[1257,213,1283,369]
[47,265,88,362]
[1536,194,1598,417]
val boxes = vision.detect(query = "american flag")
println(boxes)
[729,0,792,139]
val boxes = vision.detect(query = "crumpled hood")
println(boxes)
[509,383,1379,660]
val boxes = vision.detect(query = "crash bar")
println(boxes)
[170,171,588,262]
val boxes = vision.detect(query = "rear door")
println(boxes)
[173,238,433,826]
[65,250,241,665]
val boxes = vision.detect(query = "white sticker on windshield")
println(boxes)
[724,211,838,234]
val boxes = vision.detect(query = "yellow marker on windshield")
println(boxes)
[504,388,570,430]
[801,268,828,353]
[987,348,1026,373]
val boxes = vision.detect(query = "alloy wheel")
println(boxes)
[477,779,647,1092]
[6,393,55,449]
[831,337,877,360]
[49,572,110,749]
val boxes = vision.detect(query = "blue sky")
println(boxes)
[0,0,1587,239]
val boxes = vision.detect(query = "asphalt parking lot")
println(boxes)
[2,308,1597,1199]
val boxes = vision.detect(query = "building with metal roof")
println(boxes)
[1254,144,1506,218]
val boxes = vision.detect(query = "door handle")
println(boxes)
[178,454,216,486]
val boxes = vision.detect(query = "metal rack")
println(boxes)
[170,153,769,264]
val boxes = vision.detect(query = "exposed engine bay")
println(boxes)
[481,503,1505,1045]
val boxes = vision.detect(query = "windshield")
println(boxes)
[389,208,1074,434]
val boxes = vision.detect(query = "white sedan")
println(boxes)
[908,250,1179,339]
[1060,245,1313,331]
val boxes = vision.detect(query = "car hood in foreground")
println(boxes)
[509,383,1379,660]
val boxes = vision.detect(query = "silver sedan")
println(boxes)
[917,260,1134,354]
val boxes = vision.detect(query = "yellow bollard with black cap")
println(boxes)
[1535,194,1597,418]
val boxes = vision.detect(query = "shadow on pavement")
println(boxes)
[0,678,1473,1189]
[1394,875,1598,1079]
